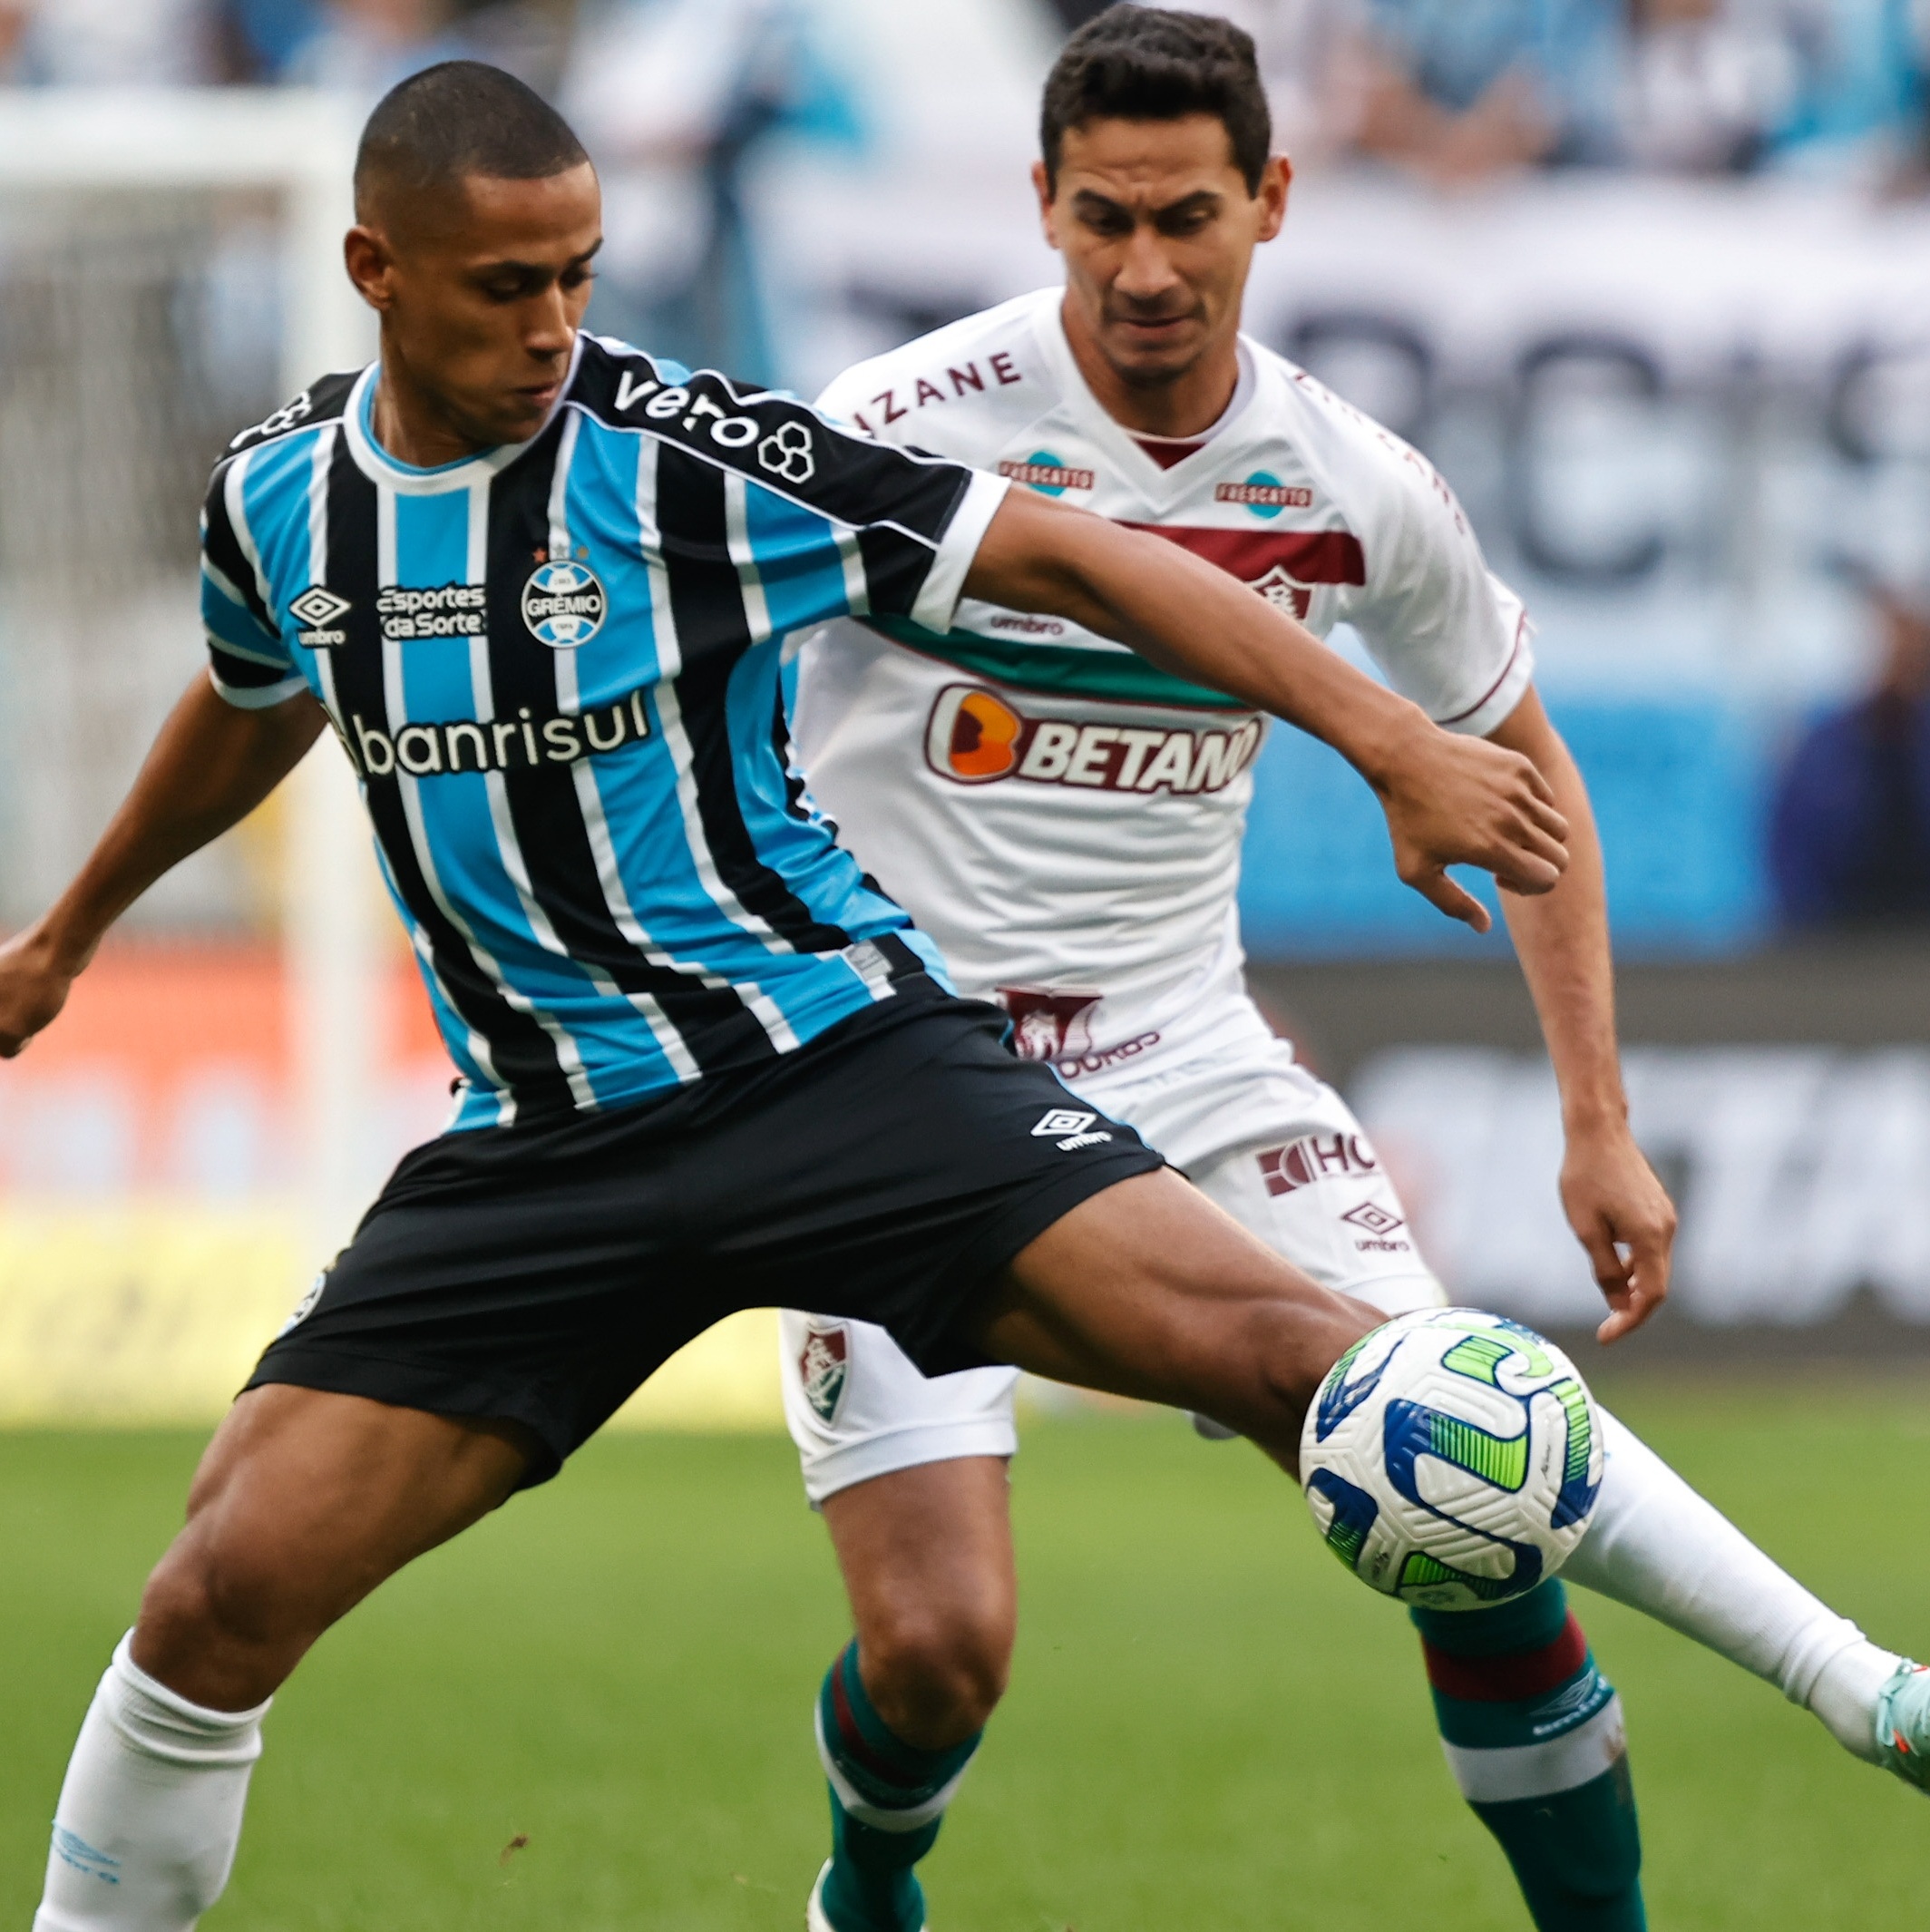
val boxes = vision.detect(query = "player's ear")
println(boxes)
[344,225,398,314]
[1030,160,1061,250]
[1255,155,1292,244]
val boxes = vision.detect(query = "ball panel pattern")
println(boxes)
[1299,1308,1603,1612]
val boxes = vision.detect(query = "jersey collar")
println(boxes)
[342,335,586,495]
[1033,295,1263,507]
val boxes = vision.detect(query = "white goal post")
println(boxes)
[0,88,383,1267]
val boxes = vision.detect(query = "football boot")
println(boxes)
[1875,1660,1930,1792]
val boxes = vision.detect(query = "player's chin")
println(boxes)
[478,390,558,444]
[1103,325,1205,382]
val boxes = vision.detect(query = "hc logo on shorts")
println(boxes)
[1256,1133,1379,1197]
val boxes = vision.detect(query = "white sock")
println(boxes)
[34,1634,270,1932]
[1562,1410,1899,1761]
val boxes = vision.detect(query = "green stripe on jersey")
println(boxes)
[866,617,1249,713]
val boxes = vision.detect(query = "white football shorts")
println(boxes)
[780,1024,1447,1504]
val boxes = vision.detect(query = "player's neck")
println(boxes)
[1059,295,1241,440]
[369,360,490,470]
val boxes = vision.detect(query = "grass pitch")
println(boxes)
[4,1379,1929,1929]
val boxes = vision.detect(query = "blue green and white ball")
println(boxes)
[1299,1308,1603,1612]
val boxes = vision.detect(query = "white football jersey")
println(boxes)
[793,286,1533,1076]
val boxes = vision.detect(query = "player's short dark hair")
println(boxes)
[1040,5,1271,196]
[355,60,590,218]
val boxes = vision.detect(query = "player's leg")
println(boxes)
[36,1088,745,1931]
[1175,1077,1923,1791]
[1178,1099,1642,1932]
[973,1167,1377,1467]
[1178,1063,1925,1896]
[780,1313,1019,1932]
[34,1385,534,1932]
[1563,1412,1918,1780]
[814,1456,1014,1932]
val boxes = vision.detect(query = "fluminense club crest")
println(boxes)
[799,1322,850,1425]
[998,987,1104,1060]
[1246,564,1312,619]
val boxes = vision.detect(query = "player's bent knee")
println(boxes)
[863,1599,1013,1743]
[132,1527,330,1707]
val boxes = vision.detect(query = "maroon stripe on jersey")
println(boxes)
[1422,1615,1590,1703]
[1118,524,1367,585]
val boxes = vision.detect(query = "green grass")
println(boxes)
[5,1380,1930,1928]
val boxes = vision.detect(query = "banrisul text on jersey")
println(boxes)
[199,335,1009,1128]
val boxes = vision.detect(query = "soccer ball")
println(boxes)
[1300,1307,1603,1611]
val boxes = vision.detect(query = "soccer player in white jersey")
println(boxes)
[779,13,1930,1932]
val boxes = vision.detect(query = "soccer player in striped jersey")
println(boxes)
[777,12,1930,1932]
[5,58,1578,1932]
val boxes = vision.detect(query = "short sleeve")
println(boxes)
[200,455,306,711]
[1340,448,1534,738]
[599,355,1011,639]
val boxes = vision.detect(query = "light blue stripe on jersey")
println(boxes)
[238,432,322,644]
[584,720,804,976]
[743,480,854,641]
[561,420,661,703]
[203,579,285,663]
[382,493,636,1101]
[385,493,530,969]
[722,642,905,944]
[551,415,806,985]
[386,488,677,1098]
[367,835,494,1098]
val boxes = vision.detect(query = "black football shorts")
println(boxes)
[247,974,1162,1484]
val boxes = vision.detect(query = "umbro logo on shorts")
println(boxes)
[1031,1107,1113,1151]
[1340,1199,1410,1254]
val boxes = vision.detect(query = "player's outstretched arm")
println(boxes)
[0,674,326,1057]
[964,486,1568,932]
[1487,689,1676,1342]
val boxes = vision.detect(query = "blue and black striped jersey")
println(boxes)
[200,334,1009,1129]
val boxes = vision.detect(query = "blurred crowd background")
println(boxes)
[5,0,1930,1379]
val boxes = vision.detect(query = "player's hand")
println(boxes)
[1560,1120,1675,1344]
[1375,720,1568,932]
[0,924,82,1059]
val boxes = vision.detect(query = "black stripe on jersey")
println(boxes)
[224,370,358,458]
[201,462,276,636]
[656,444,853,952]
[317,439,579,1116]
[871,932,930,982]
[854,522,944,623]
[572,339,975,615]
[481,426,776,1075]
[208,644,296,690]
[773,682,811,824]
[202,375,362,638]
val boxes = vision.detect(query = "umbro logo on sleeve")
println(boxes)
[1030,1107,1114,1151]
